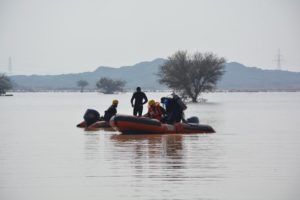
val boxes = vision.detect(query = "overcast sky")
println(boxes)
[0,0,299,75]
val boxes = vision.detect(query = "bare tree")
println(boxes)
[0,74,13,95]
[158,51,225,102]
[96,77,125,94]
[77,80,89,92]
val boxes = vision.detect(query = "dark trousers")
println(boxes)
[133,105,143,116]
[167,110,183,124]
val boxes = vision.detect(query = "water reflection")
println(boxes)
[84,133,100,160]
[110,134,187,181]
[83,131,224,200]
[110,133,225,181]
[110,134,184,159]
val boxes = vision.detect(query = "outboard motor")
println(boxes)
[83,109,100,127]
[186,116,200,124]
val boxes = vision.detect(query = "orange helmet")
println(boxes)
[112,99,118,105]
[148,99,155,106]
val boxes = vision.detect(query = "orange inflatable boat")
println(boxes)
[76,120,110,129]
[109,114,215,134]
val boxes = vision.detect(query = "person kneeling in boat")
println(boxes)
[144,100,167,122]
[103,99,119,122]
[161,94,187,124]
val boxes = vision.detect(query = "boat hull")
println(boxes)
[109,115,215,134]
[76,120,110,129]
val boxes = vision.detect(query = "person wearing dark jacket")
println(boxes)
[161,93,187,124]
[130,87,148,116]
[103,99,118,122]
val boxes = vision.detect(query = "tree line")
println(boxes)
[0,74,12,95]
[77,77,125,94]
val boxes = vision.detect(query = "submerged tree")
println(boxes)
[77,80,89,92]
[96,77,126,94]
[158,51,225,102]
[0,74,13,95]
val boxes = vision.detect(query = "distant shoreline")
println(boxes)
[7,89,300,93]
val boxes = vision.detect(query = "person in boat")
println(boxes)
[103,99,118,122]
[130,87,148,116]
[161,93,187,124]
[144,99,167,121]
[79,100,118,128]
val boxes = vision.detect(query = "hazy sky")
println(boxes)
[0,0,299,75]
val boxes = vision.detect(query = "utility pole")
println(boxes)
[8,57,12,75]
[275,49,283,70]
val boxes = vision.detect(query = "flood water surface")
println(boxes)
[0,92,300,200]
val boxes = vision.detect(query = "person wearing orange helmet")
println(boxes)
[144,99,166,121]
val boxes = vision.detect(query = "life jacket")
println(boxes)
[148,102,163,121]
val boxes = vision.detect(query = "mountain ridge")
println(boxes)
[9,59,300,91]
